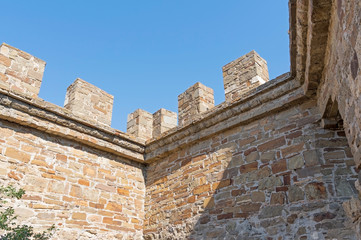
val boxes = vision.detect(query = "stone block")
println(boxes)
[259,206,284,219]
[178,82,214,127]
[288,155,304,170]
[305,182,327,200]
[222,50,269,102]
[259,176,282,190]
[153,108,177,138]
[0,43,46,98]
[64,78,114,127]
[251,191,265,202]
[335,179,355,197]
[270,192,285,205]
[127,109,153,140]
[303,150,320,166]
[288,186,304,202]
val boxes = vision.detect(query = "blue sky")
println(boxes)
[1,1,289,131]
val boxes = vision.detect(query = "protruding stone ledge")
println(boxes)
[145,74,301,162]
[178,82,214,127]
[65,78,114,127]
[0,86,145,162]
[0,43,46,98]
[223,50,269,102]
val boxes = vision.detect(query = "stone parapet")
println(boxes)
[223,50,269,102]
[145,75,299,162]
[0,43,46,98]
[178,82,214,127]
[0,88,145,162]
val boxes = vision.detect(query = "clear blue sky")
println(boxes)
[1,1,289,132]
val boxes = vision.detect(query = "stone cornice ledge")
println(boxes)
[145,74,309,163]
[0,87,145,162]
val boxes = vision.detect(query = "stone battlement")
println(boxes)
[0,42,270,142]
[0,0,361,239]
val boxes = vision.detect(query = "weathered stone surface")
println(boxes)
[289,186,304,202]
[152,108,177,138]
[305,182,327,200]
[127,108,153,141]
[335,179,355,197]
[303,150,320,166]
[223,50,269,102]
[178,82,214,127]
[0,43,46,98]
[64,78,114,127]
[259,206,284,219]
[0,0,360,238]
[288,155,304,170]
[258,176,282,190]
[313,212,336,222]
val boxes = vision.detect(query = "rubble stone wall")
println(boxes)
[144,99,358,239]
[318,0,361,236]
[320,0,361,169]
[0,0,361,239]
[0,114,145,239]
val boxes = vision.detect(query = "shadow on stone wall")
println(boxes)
[187,103,358,239]
[144,100,358,240]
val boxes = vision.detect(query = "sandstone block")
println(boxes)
[5,147,31,163]
[72,212,87,220]
[258,137,286,152]
[106,202,122,212]
[259,176,282,190]
[70,185,82,198]
[288,186,304,202]
[288,155,304,170]
[240,162,258,174]
[152,108,177,138]
[259,206,283,219]
[305,182,327,200]
[239,203,262,213]
[193,184,211,195]
[270,192,285,205]
[203,197,215,209]
[14,208,35,221]
[271,159,287,174]
[251,191,265,202]
[303,150,320,166]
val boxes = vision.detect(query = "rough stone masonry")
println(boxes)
[0,0,360,239]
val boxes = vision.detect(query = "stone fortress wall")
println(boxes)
[0,0,360,239]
